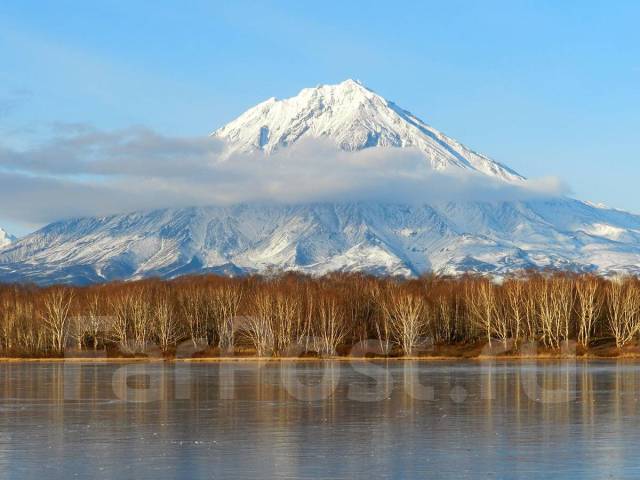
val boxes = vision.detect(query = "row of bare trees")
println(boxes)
[1,273,640,357]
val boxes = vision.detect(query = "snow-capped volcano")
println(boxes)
[213,79,523,183]
[2,80,640,285]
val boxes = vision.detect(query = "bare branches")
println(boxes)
[154,291,182,353]
[2,272,640,357]
[245,287,277,357]
[177,285,208,348]
[211,285,243,351]
[315,294,347,356]
[607,277,640,348]
[40,288,74,354]
[575,276,603,347]
[465,279,501,346]
[379,287,428,356]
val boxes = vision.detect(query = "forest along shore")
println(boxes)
[2,272,640,359]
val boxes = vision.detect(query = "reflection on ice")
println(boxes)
[1,360,640,479]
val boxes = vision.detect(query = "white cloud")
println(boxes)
[0,125,570,226]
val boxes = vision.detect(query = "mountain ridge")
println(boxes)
[3,198,640,285]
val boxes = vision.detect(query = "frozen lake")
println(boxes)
[0,360,639,479]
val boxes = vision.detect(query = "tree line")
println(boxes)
[1,272,639,358]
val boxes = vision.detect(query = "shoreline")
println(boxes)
[3,353,640,363]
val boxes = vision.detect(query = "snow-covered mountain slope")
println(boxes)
[2,79,640,285]
[213,79,523,183]
[0,228,15,250]
[3,200,640,285]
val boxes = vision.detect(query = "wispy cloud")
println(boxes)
[0,125,570,226]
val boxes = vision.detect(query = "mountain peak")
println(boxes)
[281,78,382,111]
[0,227,15,250]
[317,78,370,94]
[212,80,523,183]
[304,78,370,95]
[340,78,363,86]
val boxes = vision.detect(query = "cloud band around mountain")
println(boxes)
[0,125,570,225]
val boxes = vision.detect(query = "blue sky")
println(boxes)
[1,0,639,236]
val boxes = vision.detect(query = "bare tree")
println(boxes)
[108,293,131,348]
[14,297,41,355]
[607,278,640,348]
[40,288,74,354]
[68,292,105,351]
[371,285,392,354]
[536,277,574,349]
[178,286,208,348]
[245,288,276,356]
[380,287,428,356]
[272,291,302,355]
[465,279,502,347]
[434,295,453,344]
[0,292,17,353]
[503,278,525,345]
[522,280,538,342]
[69,314,88,350]
[108,289,152,354]
[85,293,106,350]
[575,276,602,347]
[210,285,243,352]
[130,290,152,353]
[314,295,347,356]
[154,293,181,353]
